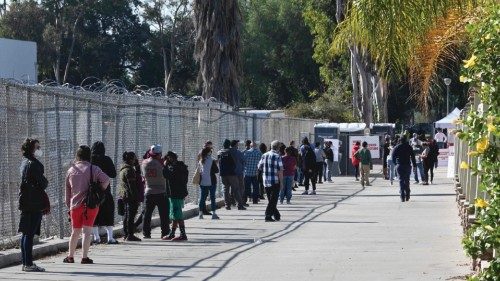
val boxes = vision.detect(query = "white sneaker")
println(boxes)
[23,263,45,272]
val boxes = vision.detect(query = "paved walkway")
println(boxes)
[0,167,469,280]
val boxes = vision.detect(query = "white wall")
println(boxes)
[0,38,37,83]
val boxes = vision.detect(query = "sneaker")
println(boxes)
[279,200,283,204]
[274,216,281,221]
[355,178,359,181]
[63,256,74,263]
[212,214,220,220]
[171,236,188,241]
[125,235,142,242]
[390,181,393,186]
[161,234,175,241]
[310,190,316,195]
[430,181,433,185]
[301,191,308,195]
[143,235,151,239]
[414,181,419,184]
[225,206,231,210]
[366,184,372,186]
[318,181,323,184]
[107,239,119,245]
[243,203,250,207]
[92,238,101,244]
[259,195,265,199]
[198,214,204,219]
[265,217,275,222]
[286,201,291,204]
[202,210,212,215]
[237,206,247,210]
[23,264,45,272]
[81,257,93,264]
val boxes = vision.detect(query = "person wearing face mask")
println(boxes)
[18,138,50,272]
[198,147,220,219]
[119,151,142,241]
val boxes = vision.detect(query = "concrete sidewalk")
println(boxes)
[0,167,469,280]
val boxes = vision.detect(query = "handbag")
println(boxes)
[192,163,201,185]
[85,165,105,209]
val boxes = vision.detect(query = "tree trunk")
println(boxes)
[162,46,169,93]
[350,53,362,119]
[63,12,82,84]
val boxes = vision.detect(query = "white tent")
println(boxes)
[435,108,461,129]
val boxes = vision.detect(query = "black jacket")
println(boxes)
[19,156,48,212]
[391,142,417,167]
[163,161,189,199]
[91,142,117,180]
[324,146,334,161]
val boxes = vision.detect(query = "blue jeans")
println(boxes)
[298,167,304,184]
[244,176,259,202]
[413,162,424,182]
[387,159,395,181]
[279,176,294,202]
[199,185,217,212]
[397,165,411,200]
[19,211,42,266]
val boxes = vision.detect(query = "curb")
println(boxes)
[0,199,225,269]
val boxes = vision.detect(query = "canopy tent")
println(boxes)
[435,108,461,129]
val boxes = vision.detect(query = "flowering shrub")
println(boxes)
[456,4,499,281]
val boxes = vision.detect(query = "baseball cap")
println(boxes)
[150,144,162,155]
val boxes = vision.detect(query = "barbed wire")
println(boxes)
[2,77,223,104]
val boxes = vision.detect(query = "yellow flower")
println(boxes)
[485,33,491,40]
[476,138,489,153]
[459,76,470,83]
[463,54,477,68]
[484,225,494,231]
[487,123,497,133]
[460,161,469,170]
[474,198,489,208]
[468,151,479,157]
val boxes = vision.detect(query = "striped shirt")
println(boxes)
[258,150,283,187]
[243,148,262,177]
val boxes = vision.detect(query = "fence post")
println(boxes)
[54,95,64,238]
[87,100,92,145]
[26,89,32,137]
[72,91,78,151]
[5,86,16,235]
[112,96,121,199]
[135,96,140,153]
[41,93,51,236]
[252,114,257,141]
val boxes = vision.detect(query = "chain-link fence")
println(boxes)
[0,79,319,245]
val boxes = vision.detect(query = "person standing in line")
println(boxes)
[162,151,189,241]
[230,140,248,207]
[133,150,149,229]
[351,141,361,181]
[324,141,334,182]
[387,140,396,185]
[434,128,448,149]
[382,136,391,180]
[119,151,142,242]
[18,139,49,272]
[391,136,417,202]
[429,139,440,181]
[258,143,268,200]
[218,139,245,210]
[313,142,326,184]
[258,140,284,222]
[141,145,170,239]
[420,142,431,185]
[300,137,317,195]
[64,146,110,264]
[244,140,252,151]
[197,141,213,162]
[244,142,262,204]
[289,141,300,190]
[356,141,372,187]
[90,141,118,244]
[410,133,424,184]
[279,146,297,204]
[198,147,220,219]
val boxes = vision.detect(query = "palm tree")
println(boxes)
[193,0,242,107]
[331,0,483,119]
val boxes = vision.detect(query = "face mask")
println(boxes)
[34,149,43,158]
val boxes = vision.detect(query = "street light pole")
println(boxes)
[444,78,451,115]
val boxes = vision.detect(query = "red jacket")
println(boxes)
[351,144,361,166]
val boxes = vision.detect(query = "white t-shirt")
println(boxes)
[434,132,447,143]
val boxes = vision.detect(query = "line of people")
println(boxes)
[17,136,331,271]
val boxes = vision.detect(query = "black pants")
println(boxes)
[304,169,317,191]
[19,211,42,266]
[143,193,170,237]
[265,184,280,220]
[316,162,324,182]
[423,161,434,183]
[123,201,139,237]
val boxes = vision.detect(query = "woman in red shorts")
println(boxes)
[64,146,110,264]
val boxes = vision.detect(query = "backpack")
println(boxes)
[85,165,105,209]
[303,145,316,169]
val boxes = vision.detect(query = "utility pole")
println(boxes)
[444,78,451,115]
